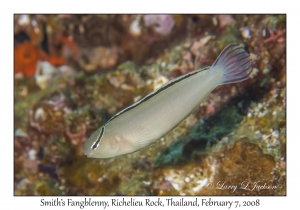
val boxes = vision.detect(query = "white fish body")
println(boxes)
[84,43,252,158]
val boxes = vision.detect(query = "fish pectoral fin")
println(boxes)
[125,125,157,149]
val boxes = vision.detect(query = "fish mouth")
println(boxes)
[86,154,93,158]
[83,148,95,158]
[86,153,95,158]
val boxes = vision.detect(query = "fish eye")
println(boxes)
[90,127,105,150]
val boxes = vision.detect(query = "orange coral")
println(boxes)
[46,56,66,67]
[14,43,67,77]
[58,35,79,55]
[14,43,46,77]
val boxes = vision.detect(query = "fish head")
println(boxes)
[84,126,120,158]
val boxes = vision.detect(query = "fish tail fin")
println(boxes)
[212,43,252,85]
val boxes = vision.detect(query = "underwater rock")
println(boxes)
[34,180,61,195]
[240,26,251,39]
[129,15,142,36]
[158,138,284,195]
[190,35,214,56]
[143,15,175,36]
[35,61,76,89]
[211,138,282,195]
[29,90,73,134]
[218,15,236,29]
[72,15,125,48]
[78,46,119,73]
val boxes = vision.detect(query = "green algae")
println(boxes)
[118,173,153,195]
[154,99,245,167]
[217,26,242,51]
[34,180,63,195]
[262,15,286,31]
[43,135,71,162]
[14,85,47,129]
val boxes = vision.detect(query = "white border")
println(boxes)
[1,0,296,209]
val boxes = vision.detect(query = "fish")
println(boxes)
[84,43,252,158]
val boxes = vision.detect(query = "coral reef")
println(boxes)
[143,15,175,36]
[14,14,286,196]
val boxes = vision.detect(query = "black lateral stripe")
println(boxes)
[105,66,210,124]
[91,127,104,150]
